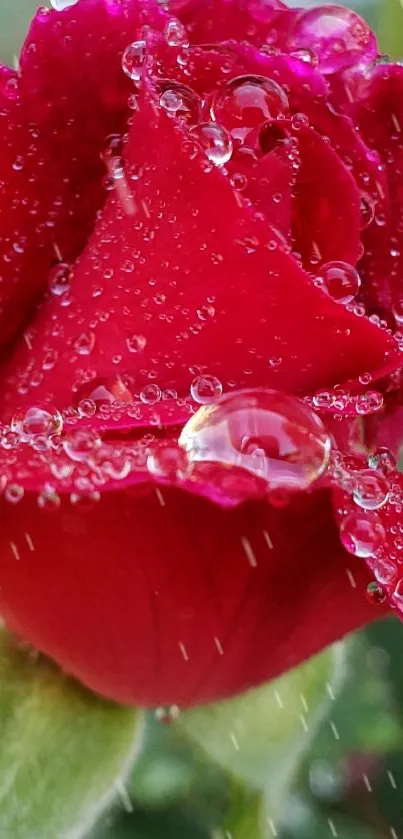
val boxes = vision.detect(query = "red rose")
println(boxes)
[0,0,402,708]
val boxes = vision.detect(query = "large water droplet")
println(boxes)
[158,81,201,124]
[48,262,73,297]
[287,5,376,74]
[122,40,147,82]
[74,376,133,410]
[317,261,361,304]
[147,443,189,480]
[179,389,331,491]
[189,122,233,166]
[12,404,63,441]
[340,511,385,557]
[211,75,289,142]
[353,469,389,510]
[190,375,223,404]
[164,18,189,46]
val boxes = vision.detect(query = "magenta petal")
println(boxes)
[0,87,400,424]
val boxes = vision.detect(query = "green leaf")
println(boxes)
[0,631,143,839]
[179,645,346,822]
[377,0,403,59]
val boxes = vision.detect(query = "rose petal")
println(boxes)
[349,65,403,322]
[0,0,166,349]
[0,481,385,706]
[0,90,399,423]
[170,0,294,48]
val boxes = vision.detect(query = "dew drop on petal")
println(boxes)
[126,334,147,353]
[355,391,384,416]
[353,469,389,510]
[287,5,377,74]
[317,261,361,304]
[48,262,73,297]
[122,40,147,82]
[374,556,397,585]
[340,511,385,557]
[164,18,189,47]
[190,375,223,404]
[158,81,201,124]
[368,447,396,475]
[180,389,331,491]
[211,75,289,141]
[189,122,233,166]
[147,443,189,480]
[4,484,24,504]
[140,384,162,405]
[74,376,133,410]
[366,581,387,605]
[38,486,61,511]
[74,331,96,356]
[12,403,63,441]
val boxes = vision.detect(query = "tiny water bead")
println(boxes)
[122,40,147,82]
[126,334,147,353]
[211,75,289,142]
[164,18,189,47]
[368,448,396,475]
[48,262,73,297]
[355,391,384,416]
[12,404,63,441]
[73,376,133,410]
[158,81,201,124]
[287,5,376,75]
[353,470,389,511]
[4,484,24,505]
[147,443,189,480]
[340,511,385,558]
[189,123,233,166]
[190,375,223,405]
[366,581,387,606]
[316,261,361,304]
[179,389,331,491]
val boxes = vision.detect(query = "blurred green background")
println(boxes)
[2,1,403,838]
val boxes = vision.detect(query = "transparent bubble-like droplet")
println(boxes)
[126,334,147,353]
[122,40,147,82]
[164,18,189,46]
[12,404,63,441]
[158,81,201,125]
[48,262,73,297]
[74,331,96,356]
[50,0,79,8]
[366,581,386,605]
[140,384,162,405]
[63,429,102,463]
[355,391,384,416]
[147,443,189,480]
[368,447,396,475]
[374,556,397,585]
[189,122,233,166]
[353,469,389,511]
[4,484,24,504]
[38,486,61,512]
[73,376,133,410]
[287,5,376,74]
[179,389,331,491]
[211,75,289,141]
[317,261,361,304]
[340,511,385,558]
[190,375,223,405]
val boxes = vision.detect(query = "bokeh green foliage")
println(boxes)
[93,618,403,839]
